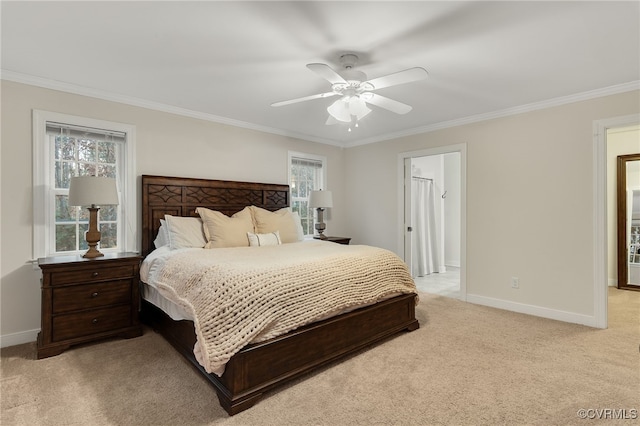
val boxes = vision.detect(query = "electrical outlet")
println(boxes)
[511,277,520,289]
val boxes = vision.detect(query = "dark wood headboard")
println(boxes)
[141,175,290,257]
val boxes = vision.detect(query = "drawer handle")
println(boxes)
[91,272,99,277]
[91,292,99,298]
[92,318,99,324]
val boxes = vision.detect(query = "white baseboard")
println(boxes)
[445,262,461,268]
[608,278,617,287]
[0,294,601,347]
[465,294,597,328]
[0,329,39,348]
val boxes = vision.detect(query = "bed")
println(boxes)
[139,174,419,415]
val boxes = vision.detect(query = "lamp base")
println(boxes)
[314,207,328,240]
[82,246,104,259]
[83,207,104,258]
[314,221,327,240]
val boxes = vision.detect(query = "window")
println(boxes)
[288,152,327,236]
[33,111,136,258]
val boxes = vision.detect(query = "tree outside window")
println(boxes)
[289,153,326,236]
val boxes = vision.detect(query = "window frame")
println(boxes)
[288,151,327,238]
[33,110,137,259]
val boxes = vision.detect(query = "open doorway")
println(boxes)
[397,144,466,301]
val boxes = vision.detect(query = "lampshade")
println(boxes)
[327,98,351,123]
[68,176,119,207]
[348,97,372,120]
[328,95,372,124]
[309,190,333,208]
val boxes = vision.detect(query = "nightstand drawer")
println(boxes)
[50,265,135,286]
[52,305,132,342]
[52,279,132,314]
[37,252,142,358]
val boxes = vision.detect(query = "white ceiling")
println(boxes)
[2,1,639,147]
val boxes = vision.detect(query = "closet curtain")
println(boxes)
[412,179,444,277]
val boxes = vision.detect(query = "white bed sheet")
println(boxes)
[140,245,195,321]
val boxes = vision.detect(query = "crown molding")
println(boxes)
[344,80,640,148]
[0,70,344,148]
[3,70,637,149]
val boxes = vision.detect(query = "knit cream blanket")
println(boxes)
[154,241,417,376]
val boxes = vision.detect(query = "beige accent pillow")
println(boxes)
[196,207,254,248]
[249,206,302,243]
[164,215,206,250]
[247,231,282,247]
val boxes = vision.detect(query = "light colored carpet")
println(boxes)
[1,288,638,425]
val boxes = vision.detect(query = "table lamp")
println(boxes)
[68,176,119,258]
[309,189,333,239]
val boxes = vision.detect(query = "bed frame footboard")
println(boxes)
[141,293,418,415]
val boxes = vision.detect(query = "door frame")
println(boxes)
[397,143,467,301]
[593,113,640,329]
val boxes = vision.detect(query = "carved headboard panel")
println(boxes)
[141,175,290,256]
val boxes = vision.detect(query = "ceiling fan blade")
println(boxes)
[364,93,413,115]
[365,67,428,90]
[271,92,337,107]
[307,63,347,85]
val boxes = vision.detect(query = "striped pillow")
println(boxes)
[247,231,282,247]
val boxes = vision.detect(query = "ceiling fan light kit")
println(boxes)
[271,54,428,129]
[327,95,371,123]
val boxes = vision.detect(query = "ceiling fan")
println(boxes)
[271,54,428,127]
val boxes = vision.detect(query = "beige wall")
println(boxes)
[2,79,639,343]
[0,81,346,343]
[344,91,639,319]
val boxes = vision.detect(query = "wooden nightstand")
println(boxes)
[317,236,351,245]
[36,252,143,359]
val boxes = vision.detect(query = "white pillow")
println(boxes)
[247,231,282,247]
[153,218,169,249]
[164,215,206,250]
[196,206,255,248]
[249,206,303,243]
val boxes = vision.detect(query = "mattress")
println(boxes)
[141,241,418,375]
[140,245,194,321]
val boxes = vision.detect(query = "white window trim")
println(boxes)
[32,110,137,259]
[287,151,328,191]
[288,151,328,238]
